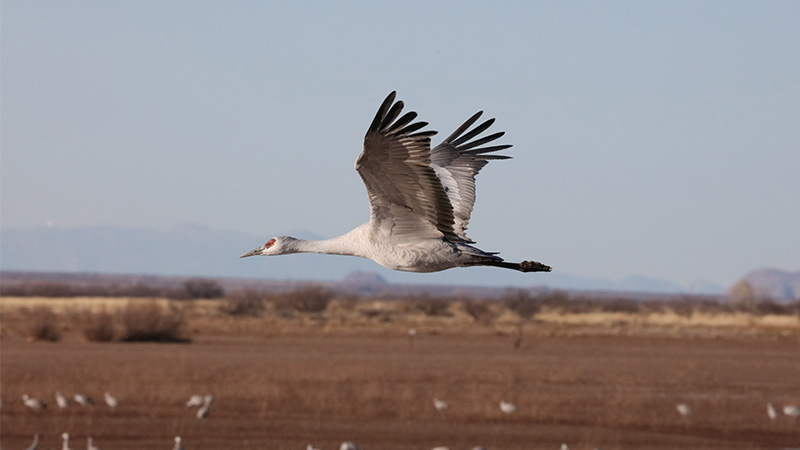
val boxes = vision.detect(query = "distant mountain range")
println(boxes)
[741,268,800,301]
[0,224,725,294]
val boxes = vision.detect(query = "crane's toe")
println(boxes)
[521,260,551,272]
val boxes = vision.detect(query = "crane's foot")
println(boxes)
[520,260,552,272]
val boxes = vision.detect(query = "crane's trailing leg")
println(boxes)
[478,260,552,272]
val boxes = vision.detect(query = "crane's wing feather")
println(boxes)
[356,92,460,242]
[431,111,511,242]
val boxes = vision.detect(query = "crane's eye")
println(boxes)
[265,238,276,248]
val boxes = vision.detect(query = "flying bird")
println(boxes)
[241,92,551,274]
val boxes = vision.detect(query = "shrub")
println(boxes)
[25,306,62,342]
[274,286,334,314]
[220,290,267,316]
[503,290,540,320]
[182,278,224,299]
[462,300,495,324]
[81,311,115,342]
[119,302,188,342]
[411,296,452,317]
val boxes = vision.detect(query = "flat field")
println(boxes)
[1,297,799,450]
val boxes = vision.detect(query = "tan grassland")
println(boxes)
[1,295,799,450]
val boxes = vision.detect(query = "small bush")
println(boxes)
[119,302,188,342]
[503,290,541,320]
[25,306,62,342]
[220,290,267,316]
[409,295,451,317]
[463,300,495,324]
[274,286,334,314]
[81,311,115,342]
[182,278,224,299]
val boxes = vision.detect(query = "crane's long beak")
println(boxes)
[239,248,260,258]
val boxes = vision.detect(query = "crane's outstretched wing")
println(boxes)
[431,112,511,242]
[356,92,461,243]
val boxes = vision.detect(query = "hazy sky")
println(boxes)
[2,1,799,288]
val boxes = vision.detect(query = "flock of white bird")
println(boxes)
[12,389,800,449]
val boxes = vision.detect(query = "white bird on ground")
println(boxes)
[431,447,450,450]
[104,392,118,408]
[676,403,691,416]
[185,394,204,407]
[74,393,94,406]
[472,447,487,450]
[196,395,213,419]
[433,398,449,411]
[23,433,39,450]
[340,442,360,450]
[240,92,551,274]
[61,433,72,450]
[767,402,778,420]
[55,391,69,409]
[784,405,800,417]
[307,445,322,450]
[87,437,101,450]
[499,400,517,414]
[22,394,47,411]
[173,436,184,450]
[560,445,569,450]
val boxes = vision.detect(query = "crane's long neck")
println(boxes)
[287,226,368,258]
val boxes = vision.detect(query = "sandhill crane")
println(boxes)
[61,433,72,450]
[784,405,800,417]
[104,392,118,409]
[173,436,184,450]
[74,393,94,406]
[22,394,47,411]
[55,391,69,409]
[433,398,449,411]
[23,433,39,450]
[196,395,213,419]
[339,442,361,450]
[676,403,691,416]
[185,394,204,407]
[87,437,101,450]
[767,402,778,420]
[499,401,517,414]
[241,92,551,274]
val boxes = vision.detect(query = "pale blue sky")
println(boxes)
[2,1,799,288]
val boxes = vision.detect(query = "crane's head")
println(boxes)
[239,236,297,258]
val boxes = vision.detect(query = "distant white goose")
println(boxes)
[55,391,69,409]
[676,403,691,416]
[104,392,118,409]
[185,394,204,407]
[23,433,39,450]
[87,436,101,450]
[196,395,213,419]
[339,442,361,450]
[307,445,322,450]
[784,405,800,417]
[499,400,517,414]
[767,402,778,420]
[241,91,551,274]
[61,433,72,450]
[433,398,449,411]
[22,394,47,411]
[74,393,94,406]
[173,436,184,450]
